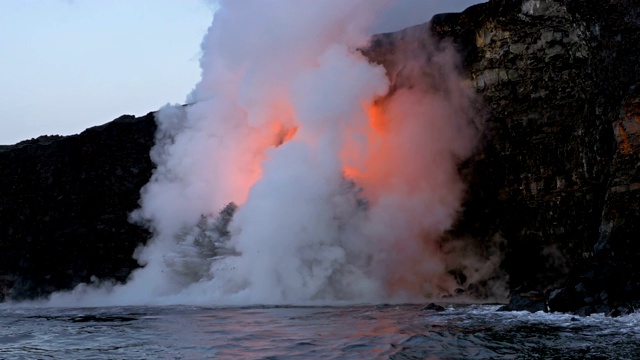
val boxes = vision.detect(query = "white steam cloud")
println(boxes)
[43,0,488,307]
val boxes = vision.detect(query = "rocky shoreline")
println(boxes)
[1,0,638,315]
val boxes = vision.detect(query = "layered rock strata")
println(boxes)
[368,0,639,313]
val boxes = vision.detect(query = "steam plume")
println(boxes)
[45,0,487,306]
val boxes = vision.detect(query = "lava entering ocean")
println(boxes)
[44,0,503,307]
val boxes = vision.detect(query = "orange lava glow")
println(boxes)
[236,90,458,299]
[340,100,397,201]
[341,99,441,298]
[269,120,299,148]
[367,101,390,134]
[226,107,299,206]
[345,93,463,299]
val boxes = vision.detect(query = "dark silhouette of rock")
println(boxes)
[0,114,156,300]
[422,303,446,312]
[498,292,546,313]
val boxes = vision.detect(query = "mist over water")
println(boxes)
[43,0,496,307]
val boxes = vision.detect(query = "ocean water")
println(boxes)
[0,304,638,359]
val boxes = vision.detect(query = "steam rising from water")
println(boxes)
[46,0,492,306]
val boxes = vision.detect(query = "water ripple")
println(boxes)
[0,304,637,359]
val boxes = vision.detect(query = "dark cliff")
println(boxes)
[0,114,156,300]
[413,0,637,313]
[1,0,638,313]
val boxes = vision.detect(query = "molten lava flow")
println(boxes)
[224,105,299,206]
[336,88,472,299]
[43,0,488,308]
[340,100,398,205]
[367,101,390,134]
[338,98,427,297]
[273,123,299,147]
[341,102,385,188]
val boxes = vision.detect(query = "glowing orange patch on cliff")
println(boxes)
[235,90,458,299]
[338,98,446,299]
[340,100,397,201]
[229,108,299,205]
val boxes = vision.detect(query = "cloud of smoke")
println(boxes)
[43,0,491,307]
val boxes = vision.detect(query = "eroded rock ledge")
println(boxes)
[1,0,638,313]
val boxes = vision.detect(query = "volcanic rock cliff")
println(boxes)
[1,0,638,313]
[431,0,639,314]
[0,115,156,300]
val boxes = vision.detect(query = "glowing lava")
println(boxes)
[49,1,485,307]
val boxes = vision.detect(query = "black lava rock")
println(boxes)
[0,113,156,300]
[422,303,446,312]
[498,293,546,313]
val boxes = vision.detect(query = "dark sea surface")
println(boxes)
[0,304,638,359]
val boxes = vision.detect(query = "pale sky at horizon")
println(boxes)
[0,0,485,145]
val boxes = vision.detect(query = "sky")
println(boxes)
[0,0,485,145]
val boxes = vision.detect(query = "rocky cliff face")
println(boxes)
[0,114,156,300]
[366,0,639,313]
[467,0,639,314]
[1,0,638,313]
